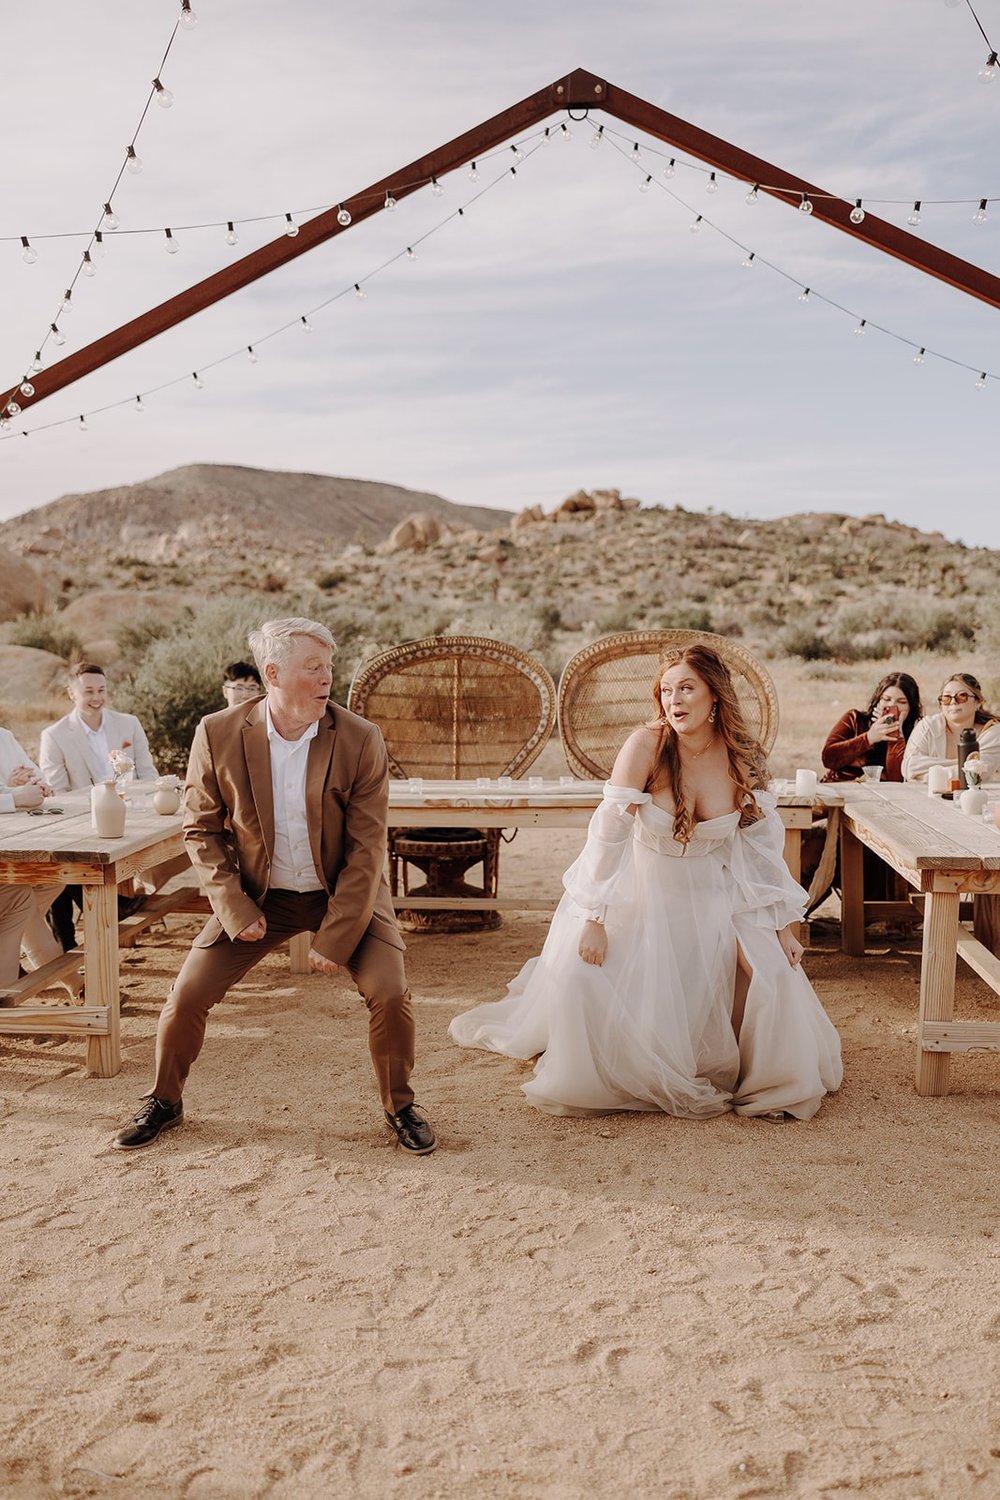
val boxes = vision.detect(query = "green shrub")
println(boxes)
[116,612,181,657]
[2,611,83,661]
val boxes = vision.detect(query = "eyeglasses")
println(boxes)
[224,683,260,695]
[27,806,64,815]
[938,692,974,706]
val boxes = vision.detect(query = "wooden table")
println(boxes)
[837,781,1000,1095]
[0,789,186,1077]
[387,778,842,918]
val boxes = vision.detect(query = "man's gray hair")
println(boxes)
[248,617,337,675]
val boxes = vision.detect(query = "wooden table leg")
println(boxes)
[916,889,959,1096]
[840,824,865,956]
[83,872,121,1077]
[289,932,312,974]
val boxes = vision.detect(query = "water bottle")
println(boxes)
[958,726,980,789]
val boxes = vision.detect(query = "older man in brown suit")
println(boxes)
[113,616,435,1154]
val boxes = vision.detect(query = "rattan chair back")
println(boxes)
[558,629,779,780]
[348,636,556,779]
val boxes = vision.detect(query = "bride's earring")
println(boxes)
[709,703,717,723]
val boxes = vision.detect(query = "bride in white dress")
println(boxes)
[450,644,842,1120]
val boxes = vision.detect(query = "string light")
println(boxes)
[639,175,652,193]
[20,236,37,265]
[300,316,312,333]
[5,401,20,417]
[192,371,203,388]
[179,0,198,29]
[850,199,866,224]
[225,221,239,245]
[689,215,702,232]
[799,287,811,303]
[336,205,352,225]
[30,352,43,373]
[706,172,718,194]
[664,159,675,178]
[560,122,571,141]
[589,127,603,149]
[799,195,814,215]
[354,282,367,299]
[19,382,34,397]
[81,250,96,277]
[383,191,397,211]
[152,77,174,108]
[50,323,65,346]
[284,213,299,237]
[431,176,445,193]
[631,142,640,161]
[741,251,755,268]
[976,371,988,388]
[406,245,416,260]
[469,160,481,179]
[60,289,73,313]
[125,146,143,175]
[908,201,922,226]
[247,345,258,363]
[973,198,988,223]
[134,395,145,413]
[103,203,119,231]
[979,50,998,81]
[914,348,926,364]
[164,228,179,253]
[854,319,867,335]
[745,184,759,204]
[78,416,88,432]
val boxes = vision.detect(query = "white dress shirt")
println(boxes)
[74,709,114,783]
[265,701,323,892]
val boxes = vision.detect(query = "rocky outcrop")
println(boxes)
[0,545,47,621]
[0,645,68,703]
[384,513,444,552]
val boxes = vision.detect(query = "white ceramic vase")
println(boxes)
[91,779,126,837]
[959,786,987,818]
[153,787,181,816]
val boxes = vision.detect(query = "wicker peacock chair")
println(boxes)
[558,629,779,780]
[348,636,556,931]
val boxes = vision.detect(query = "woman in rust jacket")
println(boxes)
[821,672,922,783]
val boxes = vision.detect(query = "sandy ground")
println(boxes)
[2,809,1000,1500]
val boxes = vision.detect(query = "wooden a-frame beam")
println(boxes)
[4,66,999,420]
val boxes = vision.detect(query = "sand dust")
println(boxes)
[2,822,999,1499]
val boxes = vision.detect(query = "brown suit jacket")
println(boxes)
[183,698,403,963]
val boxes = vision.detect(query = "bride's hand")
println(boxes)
[579,920,607,967]
[777,925,803,968]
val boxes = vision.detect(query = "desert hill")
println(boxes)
[0,463,510,572]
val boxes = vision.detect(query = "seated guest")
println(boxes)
[221,660,263,706]
[39,663,158,793]
[822,672,922,782]
[0,725,72,993]
[902,672,1000,781]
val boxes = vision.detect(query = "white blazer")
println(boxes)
[39,708,159,793]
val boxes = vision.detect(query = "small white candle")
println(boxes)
[795,768,818,795]
[927,765,950,796]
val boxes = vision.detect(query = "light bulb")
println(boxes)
[469,160,481,179]
[0,416,10,432]
[60,289,73,314]
[135,396,145,413]
[850,199,865,224]
[103,203,119,231]
[19,382,34,397]
[94,230,107,257]
[78,416,88,432]
[979,51,997,81]
[354,282,367,299]
[406,246,416,261]
[706,172,719,194]
[741,252,755,268]
[907,201,922,226]
[631,142,640,160]
[913,348,926,364]
[336,205,352,225]
[20,236,37,265]
[431,176,444,194]
[50,323,65,346]
[664,158,675,178]
[745,184,759,204]
[31,352,43,372]
[541,128,552,147]
[799,287,811,303]
[284,213,299,237]
[6,402,20,416]
[799,195,814,215]
[639,175,651,193]
[82,250,96,276]
[383,191,397,211]
[510,145,525,163]
[689,215,702,233]
[854,320,866,336]
[300,316,312,333]
[125,145,143,174]
[180,0,198,28]
[152,77,174,108]
[589,128,603,149]
[164,228,179,253]
[560,122,571,141]
[976,371,987,388]
[973,198,988,224]
[247,346,258,363]
[192,372,203,389]
[225,221,238,245]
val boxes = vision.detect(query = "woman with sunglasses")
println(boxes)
[901,672,1000,781]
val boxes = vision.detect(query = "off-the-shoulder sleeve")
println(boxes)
[726,792,806,931]
[561,783,649,923]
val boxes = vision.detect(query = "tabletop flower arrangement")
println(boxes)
[963,753,985,789]
[109,745,135,792]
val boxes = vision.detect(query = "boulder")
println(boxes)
[385,512,443,552]
[0,545,47,621]
[59,589,199,662]
[0,645,69,704]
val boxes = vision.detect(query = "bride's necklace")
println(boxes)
[679,733,717,762]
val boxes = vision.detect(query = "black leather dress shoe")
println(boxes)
[384,1104,436,1154]
[112,1096,183,1150]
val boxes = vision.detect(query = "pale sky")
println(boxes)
[3,1,999,544]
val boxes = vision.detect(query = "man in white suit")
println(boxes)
[39,663,158,793]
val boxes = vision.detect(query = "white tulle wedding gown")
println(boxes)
[449,785,842,1119]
